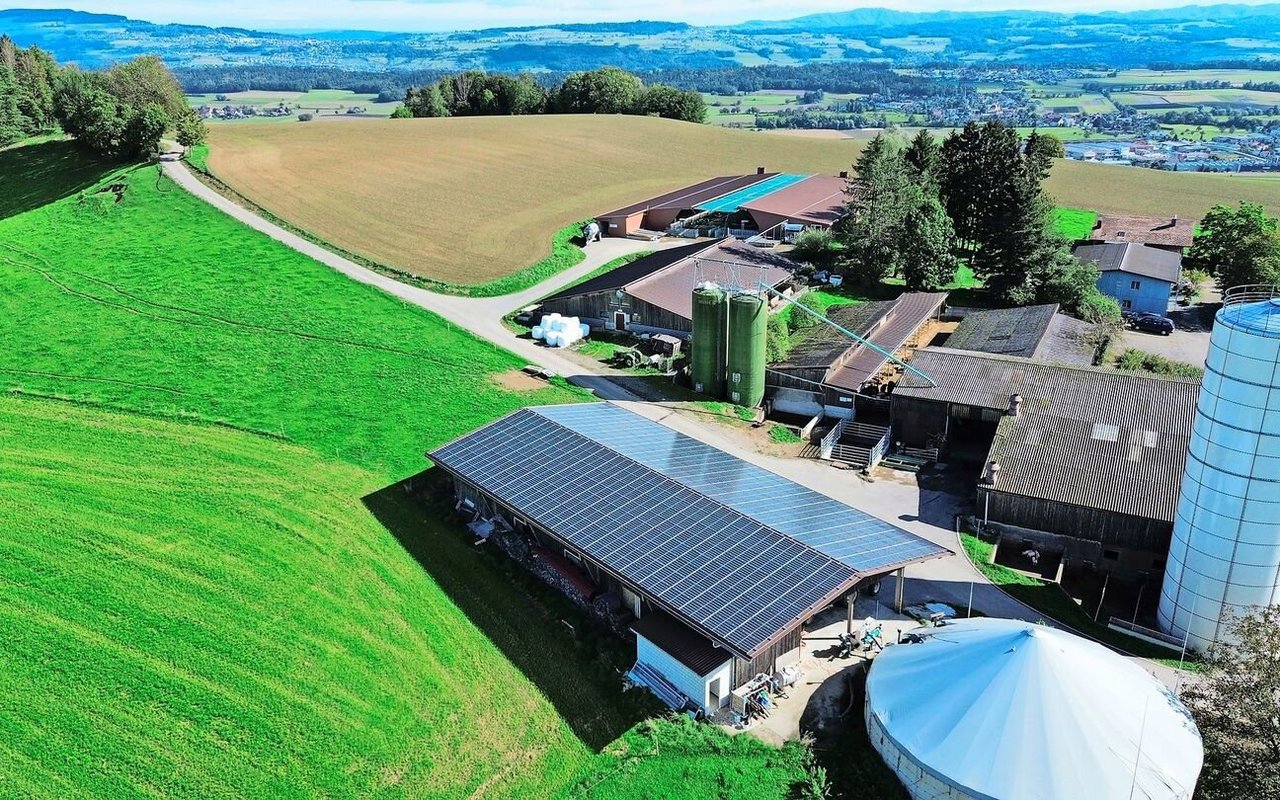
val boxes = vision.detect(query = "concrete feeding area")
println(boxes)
[428,402,949,717]
[865,618,1203,800]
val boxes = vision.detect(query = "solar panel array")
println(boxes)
[430,403,947,657]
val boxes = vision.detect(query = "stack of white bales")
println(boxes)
[532,313,590,348]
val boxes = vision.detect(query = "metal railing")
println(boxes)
[819,417,848,460]
[1222,284,1280,307]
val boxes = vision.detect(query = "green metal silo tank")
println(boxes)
[727,292,766,408]
[691,284,728,398]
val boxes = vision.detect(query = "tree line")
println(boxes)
[1,35,205,160]
[796,122,1119,322]
[395,67,705,123]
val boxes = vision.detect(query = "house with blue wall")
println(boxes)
[1073,242,1183,316]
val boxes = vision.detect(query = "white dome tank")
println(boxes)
[1158,286,1280,652]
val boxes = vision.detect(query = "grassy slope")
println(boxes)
[1045,158,1280,221]
[0,148,577,482]
[1051,206,1098,241]
[205,116,866,285]
[0,143,812,797]
[0,395,590,798]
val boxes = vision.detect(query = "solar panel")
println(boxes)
[430,403,947,657]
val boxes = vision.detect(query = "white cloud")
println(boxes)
[5,0,1278,32]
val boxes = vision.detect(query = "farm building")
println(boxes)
[942,304,1099,365]
[1086,214,1196,253]
[865,618,1202,800]
[596,170,853,238]
[429,403,949,714]
[766,292,948,420]
[892,348,1198,573]
[1073,242,1183,316]
[538,239,797,338]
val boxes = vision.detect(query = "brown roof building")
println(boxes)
[740,175,851,231]
[891,347,1199,573]
[596,172,776,238]
[1087,214,1196,252]
[766,291,947,418]
[539,239,796,337]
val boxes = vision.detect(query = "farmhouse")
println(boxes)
[892,348,1198,573]
[429,403,949,714]
[1073,242,1182,315]
[766,292,948,420]
[1086,214,1196,253]
[596,171,853,238]
[539,239,796,337]
[942,304,1099,365]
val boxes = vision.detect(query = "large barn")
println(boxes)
[538,239,797,338]
[892,347,1198,573]
[429,403,949,714]
[596,171,853,238]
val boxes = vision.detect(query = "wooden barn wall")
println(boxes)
[540,291,611,323]
[979,488,1173,553]
[627,297,691,335]
[890,396,949,447]
[766,367,827,392]
[540,292,691,334]
[734,627,802,686]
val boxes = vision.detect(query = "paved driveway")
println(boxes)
[1120,327,1210,367]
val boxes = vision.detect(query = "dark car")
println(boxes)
[1130,313,1174,335]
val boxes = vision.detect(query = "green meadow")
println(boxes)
[0,141,812,797]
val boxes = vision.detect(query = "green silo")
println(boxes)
[727,292,766,408]
[691,284,728,398]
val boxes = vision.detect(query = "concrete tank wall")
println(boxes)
[1158,292,1280,651]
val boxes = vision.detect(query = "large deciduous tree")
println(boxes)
[553,67,643,115]
[1185,202,1280,291]
[1180,605,1280,800]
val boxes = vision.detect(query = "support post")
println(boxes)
[894,567,905,614]
[846,595,855,634]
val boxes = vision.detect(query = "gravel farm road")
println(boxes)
[159,157,1183,686]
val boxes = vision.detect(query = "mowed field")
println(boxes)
[0,395,592,797]
[207,115,1279,290]
[205,115,865,285]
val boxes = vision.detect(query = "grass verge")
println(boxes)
[1115,348,1204,379]
[1052,206,1098,242]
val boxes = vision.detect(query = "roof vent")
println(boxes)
[1009,393,1022,417]
[839,170,849,178]
[757,166,766,174]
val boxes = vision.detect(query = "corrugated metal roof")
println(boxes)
[599,174,774,218]
[739,175,850,226]
[896,348,1198,521]
[625,239,795,322]
[772,300,893,371]
[1073,242,1182,284]
[945,305,1097,366]
[540,240,716,303]
[825,292,947,392]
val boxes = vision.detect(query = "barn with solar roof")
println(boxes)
[429,402,949,714]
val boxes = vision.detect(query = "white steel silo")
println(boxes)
[1158,286,1280,652]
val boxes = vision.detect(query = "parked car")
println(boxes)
[1129,313,1174,335]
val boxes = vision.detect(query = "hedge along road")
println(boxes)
[158,157,1178,684]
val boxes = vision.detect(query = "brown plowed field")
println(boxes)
[207,116,1280,285]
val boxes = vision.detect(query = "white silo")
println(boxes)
[1158,286,1280,652]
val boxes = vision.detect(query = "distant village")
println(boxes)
[195,99,369,120]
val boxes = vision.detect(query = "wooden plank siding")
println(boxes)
[978,487,1173,554]
[540,290,693,337]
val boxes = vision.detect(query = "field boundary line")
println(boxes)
[180,153,587,298]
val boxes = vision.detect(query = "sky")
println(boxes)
[4,0,1278,32]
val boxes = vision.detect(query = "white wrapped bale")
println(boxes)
[531,326,544,340]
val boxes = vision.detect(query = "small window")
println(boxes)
[1130,280,1141,290]
[1103,549,1120,561]
[1121,299,1133,309]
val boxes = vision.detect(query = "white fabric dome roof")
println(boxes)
[865,618,1202,800]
